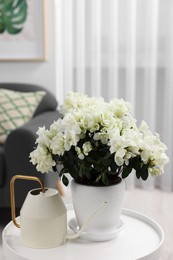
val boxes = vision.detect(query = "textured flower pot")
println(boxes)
[71,179,125,235]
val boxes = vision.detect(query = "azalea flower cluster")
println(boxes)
[30,92,169,186]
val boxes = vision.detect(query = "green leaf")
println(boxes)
[95,173,102,183]
[102,174,110,186]
[85,156,95,164]
[0,0,28,35]
[110,161,119,172]
[62,175,69,186]
[141,171,149,180]
[122,167,132,179]
[136,165,149,181]
[78,165,91,180]
[136,169,141,179]
[140,165,149,180]
[108,170,117,175]
[129,156,140,170]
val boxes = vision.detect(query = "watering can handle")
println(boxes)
[10,175,45,228]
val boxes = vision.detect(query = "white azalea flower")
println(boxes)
[64,130,79,151]
[30,145,55,173]
[50,133,65,156]
[110,98,131,118]
[94,132,108,145]
[82,142,92,156]
[36,127,50,147]
[75,147,85,160]
[114,153,125,166]
[30,92,169,186]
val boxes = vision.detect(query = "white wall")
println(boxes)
[0,0,56,95]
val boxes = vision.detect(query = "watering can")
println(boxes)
[10,175,107,248]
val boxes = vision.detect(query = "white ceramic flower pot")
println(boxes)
[71,179,125,235]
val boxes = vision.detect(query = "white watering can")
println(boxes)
[10,175,107,248]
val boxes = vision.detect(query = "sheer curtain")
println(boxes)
[55,0,173,191]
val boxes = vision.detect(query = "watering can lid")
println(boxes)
[30,188,59,197]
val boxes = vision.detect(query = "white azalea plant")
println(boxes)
[30,92,169,186]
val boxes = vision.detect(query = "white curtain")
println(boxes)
[55,0,173,191]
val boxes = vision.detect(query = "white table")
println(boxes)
[2,207,164,260]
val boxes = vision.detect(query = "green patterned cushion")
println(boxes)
[0,89,46,144]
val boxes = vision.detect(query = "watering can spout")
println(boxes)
[66,201,108,240]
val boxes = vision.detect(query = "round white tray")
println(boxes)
[2,207,164,260]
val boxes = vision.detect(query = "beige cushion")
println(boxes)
[0,89,46,144]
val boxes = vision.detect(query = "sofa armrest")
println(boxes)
[3,110,61,208]
[19,110,62,133]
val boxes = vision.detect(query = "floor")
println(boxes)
[0,188,173,260]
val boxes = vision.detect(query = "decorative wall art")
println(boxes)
[0,0,46,61]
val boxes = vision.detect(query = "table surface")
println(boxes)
[2,207,164,260]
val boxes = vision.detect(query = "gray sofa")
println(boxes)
[0,83,61,208]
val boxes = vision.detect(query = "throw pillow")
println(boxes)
[0,89,46,144]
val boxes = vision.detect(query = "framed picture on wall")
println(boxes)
[0,0,46,61]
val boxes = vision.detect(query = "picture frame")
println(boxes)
[0,0,46,61]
